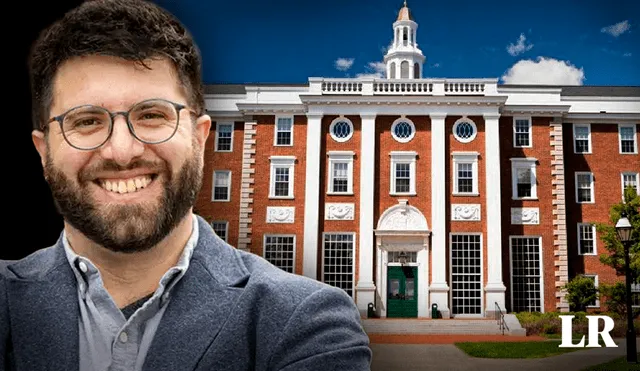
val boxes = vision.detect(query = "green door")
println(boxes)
[387,266,418,318]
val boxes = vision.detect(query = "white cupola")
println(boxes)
[383,1,426,79]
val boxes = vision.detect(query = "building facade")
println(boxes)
[195,3,640,319]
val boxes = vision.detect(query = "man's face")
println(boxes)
[32,55,210,253]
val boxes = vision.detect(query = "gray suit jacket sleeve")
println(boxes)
[1,272,9,370]
[268,285,371,370]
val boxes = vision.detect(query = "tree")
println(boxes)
[595,186,640,280]
[564,275,598,312]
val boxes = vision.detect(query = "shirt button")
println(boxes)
[119,332,128,343]
[78,261,88,273]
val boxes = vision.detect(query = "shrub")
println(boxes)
[564,276,598,312]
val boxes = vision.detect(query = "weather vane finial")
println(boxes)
[404,0,407,7]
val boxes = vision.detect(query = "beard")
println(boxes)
[44,146,203,254]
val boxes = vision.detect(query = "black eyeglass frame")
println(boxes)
[45,98,195,151]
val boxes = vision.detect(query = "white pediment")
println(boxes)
[376,200,429,231]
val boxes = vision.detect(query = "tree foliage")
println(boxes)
[595,186,640,280]
[564,275,598,312]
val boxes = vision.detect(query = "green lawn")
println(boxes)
[455,340,607,359]
[581,354,640,370]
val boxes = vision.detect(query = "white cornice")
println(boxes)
[236,103,306,114]
[206,110,244,119]
[562,96,640,102]
[564,113,640,122]
[245,86,309,92]
[299,95,507,106]
[502,105,571,116]
[203,94,246,99]
[498,87,563,94]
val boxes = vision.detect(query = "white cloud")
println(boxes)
[356,61,387,78]
[624,52,632,57]
[334,58,354,71]
[506,33,534,56]
[501,57,585,85]
[601,20,630,37]
[432,63,441,68]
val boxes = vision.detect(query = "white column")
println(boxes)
[302,113,323,280]
[409,59,414,79]
[483,113,506,316]
[429,113,450,318]
[356,113,376,317]
[417,241,429,318]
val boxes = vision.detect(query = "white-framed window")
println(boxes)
[391,117,416,143]
[510,158,538,200]
[390,151,417,195]
[513,116,532,148]
[452,152,479,196]
[510,236,543,312]
[452,117,478,144]
[575,172,594,203]
[327,151,354,195]
[577,223,597,255]
[632,283,640,308]
[263,234,296,273]
[211,221,228,242]
[269,156,296,199]
[573,124,591,154]
[274,115,293,146]
[621,172,640,201]
[215,122,233,152]
[329,117,354,143]
[450,233,483,316]
[322,233,355,297]
[619,124,638,154]
[583,274,599,308]
[212,170,231,202]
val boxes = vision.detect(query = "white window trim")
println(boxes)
[452,116,478,144]
[391,117,416,143]
[269,156,296,199]
[273,115,294,146]
[621,172,640,201]
[510,158,538,200]
[583,274,600,308]
[321,232,356,298]
[513,116,532,148]
[452,152,479,196]
[577,223,597,256]
[329,116,354,143]
[211,220,229,242]
[212,170,231,202]
[575,172,595,204]
[449,232,484,317]
[390,151,417,195]
[509,235,545,313]
[618,123,638,154]
[263,234,296,274]
[327,151,355,195]
[573,123,592,154]
[214,122,234,152]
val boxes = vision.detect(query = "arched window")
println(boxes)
[400,61,409,79]
[390,62,396,79]
[413,63,420,79]
[403,28,408,46]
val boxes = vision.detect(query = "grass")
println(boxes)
[454,341,584,359]
[581,354,640,370]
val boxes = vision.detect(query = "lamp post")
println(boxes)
[615,212,637,363]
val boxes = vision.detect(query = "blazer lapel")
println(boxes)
[142,264,245,371]
[6,248,79,371]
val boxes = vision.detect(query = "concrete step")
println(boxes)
[362,319,506,335]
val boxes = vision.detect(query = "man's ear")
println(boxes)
[32,130,48,168]
[194,114,212,150]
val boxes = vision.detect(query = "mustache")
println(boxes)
[78,159,167,182]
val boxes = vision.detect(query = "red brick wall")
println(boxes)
[196,121,244,248]
[499,116,556,312]
[251,115,307,274]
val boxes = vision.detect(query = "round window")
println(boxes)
[452,118,477,143]
[329,118,354,142]
[391,119,416,143]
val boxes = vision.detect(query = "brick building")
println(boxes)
[195,3,640,319]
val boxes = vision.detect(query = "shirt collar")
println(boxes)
[62,214,199,304]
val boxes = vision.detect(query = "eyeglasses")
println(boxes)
[46,98,194,151]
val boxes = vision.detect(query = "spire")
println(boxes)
[384,1,425,79]
[397,0,413,21]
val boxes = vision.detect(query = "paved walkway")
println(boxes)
[370,338,640,371]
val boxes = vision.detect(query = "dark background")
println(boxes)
[8,1,84,260]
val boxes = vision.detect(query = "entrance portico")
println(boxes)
[374,200,430,318]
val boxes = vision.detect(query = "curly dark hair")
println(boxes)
[28,0,204,131]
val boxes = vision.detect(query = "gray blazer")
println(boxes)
[0,216,372,370]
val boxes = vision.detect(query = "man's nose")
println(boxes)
[98,115,145,166]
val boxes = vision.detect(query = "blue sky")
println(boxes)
[153,0,639,86]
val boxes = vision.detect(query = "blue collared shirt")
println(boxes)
[62,214,199,371]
